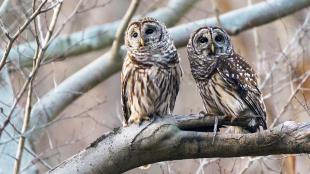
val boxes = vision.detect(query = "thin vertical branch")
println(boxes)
[248,0,261,65]
[0,0,64,139]
[211,0,221,26]
[12,2,63,173]
[110,0,141,61]
[12,80,34,174]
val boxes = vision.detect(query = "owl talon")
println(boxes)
[199,111,207,116]
[123,122,129,127]
[128,114,151,125]
[128,114,141,124]
[142,116,150,121]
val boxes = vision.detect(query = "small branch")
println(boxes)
[110,0,140,61]
[259,10,310,89]
[0,65,39,172]
[0,1,63,138]
[211,0,221,26]
[48,114,310,174]
[12,79,34,174]
[0,0,48,72]
[270,71,310,127]
[12,2,63,173]
[248,0,262,65]
[12,1,39,172]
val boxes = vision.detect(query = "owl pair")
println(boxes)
[121,17,267,133]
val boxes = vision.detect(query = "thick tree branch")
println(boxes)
[48,115,310,174]
[27,0,310,145]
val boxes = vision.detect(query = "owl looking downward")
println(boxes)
[121,17,182,125]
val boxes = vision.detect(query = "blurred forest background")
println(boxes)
[0,0,309,173]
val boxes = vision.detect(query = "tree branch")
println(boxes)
[0,0,48,72]
[12,2,63,173]
[48,115,310,174]
[0,68,38,174]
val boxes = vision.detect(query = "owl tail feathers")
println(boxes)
[227,126,250,134]
[139,164,151,170]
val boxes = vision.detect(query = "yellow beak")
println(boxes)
[139,38,144,47]
[211,43,215,54]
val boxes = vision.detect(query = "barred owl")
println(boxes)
[121,17,182,125]
[187,26,267,133]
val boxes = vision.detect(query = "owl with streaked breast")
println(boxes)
[187,26,267,133]
[121,17,182,125]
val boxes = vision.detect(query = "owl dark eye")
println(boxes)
[215,34,224,42]
[131,32,138,38]
[198,36,208,43]
[145,28,154,35]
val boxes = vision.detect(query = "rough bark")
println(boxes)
[48,115,310,174]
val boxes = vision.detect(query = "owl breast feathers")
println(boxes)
[121,17,182,125]
[187,26,267,132]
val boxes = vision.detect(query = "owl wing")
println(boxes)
[121,58,132,125]
[217,55,267,129]
[169,62,182,113]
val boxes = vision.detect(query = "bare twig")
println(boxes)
[270,71,310,127]
[0,0,63,138]
[260,12,310,89]
[12,0,40,172]
[110,0,140,61]
[0,0,48,72]
[12,2,63,173]
[211,0,221,26]
[1,128,52,170]
[12,80,34,174]
[248,0,262,66]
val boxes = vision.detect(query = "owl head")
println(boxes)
[187,26,233,59]
[124,17,178,65]
[125,17,169,51]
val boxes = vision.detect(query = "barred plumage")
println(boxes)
[187,26,267,132]
[122,17,182,125]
